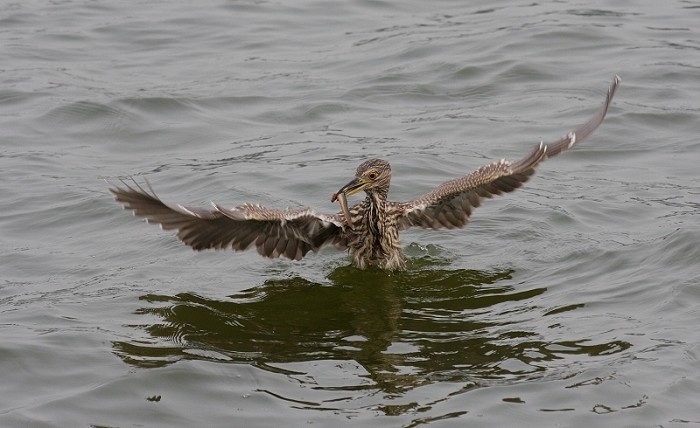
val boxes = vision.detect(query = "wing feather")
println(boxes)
[396,75,620,231]
[110,180,346,260]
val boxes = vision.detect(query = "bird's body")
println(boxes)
[112,76,620,271]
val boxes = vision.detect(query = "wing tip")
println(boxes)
[567,131,576,149]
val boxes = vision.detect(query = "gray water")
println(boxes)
[2,0,699,426]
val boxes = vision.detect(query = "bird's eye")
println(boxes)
[368,172,378,180]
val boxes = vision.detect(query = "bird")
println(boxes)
[111,76,620,271]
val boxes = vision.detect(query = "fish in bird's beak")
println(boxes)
[331,191,353,229]
[331,177,365,230]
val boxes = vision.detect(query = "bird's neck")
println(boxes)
[359,188,404,270]
[365,189,388,212]
[364,190,389,246]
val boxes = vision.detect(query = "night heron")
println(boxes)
[111,76,620,271]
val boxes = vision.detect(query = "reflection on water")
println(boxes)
[114,263,630,394]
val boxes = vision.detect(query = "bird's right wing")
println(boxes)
[111,180,347,260]
[395,75,620,231]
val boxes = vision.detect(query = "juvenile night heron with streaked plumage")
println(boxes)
[111,76,620,271]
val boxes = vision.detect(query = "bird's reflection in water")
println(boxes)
[114,255,631,394]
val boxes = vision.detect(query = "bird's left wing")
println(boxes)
[111,180,347,260]
[395,75,620,231]
[393,148,544,230]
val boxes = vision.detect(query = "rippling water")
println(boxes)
[2,0,700,426]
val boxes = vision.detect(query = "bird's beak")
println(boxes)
[333,177,365,200]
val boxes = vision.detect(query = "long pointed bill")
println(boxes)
[332,177,364,200]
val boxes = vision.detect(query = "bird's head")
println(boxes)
[332,158,391,200]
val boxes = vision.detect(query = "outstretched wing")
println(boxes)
[396,75,620,230]
[111,180,346,260]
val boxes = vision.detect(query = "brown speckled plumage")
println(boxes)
[111,76,620,270]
